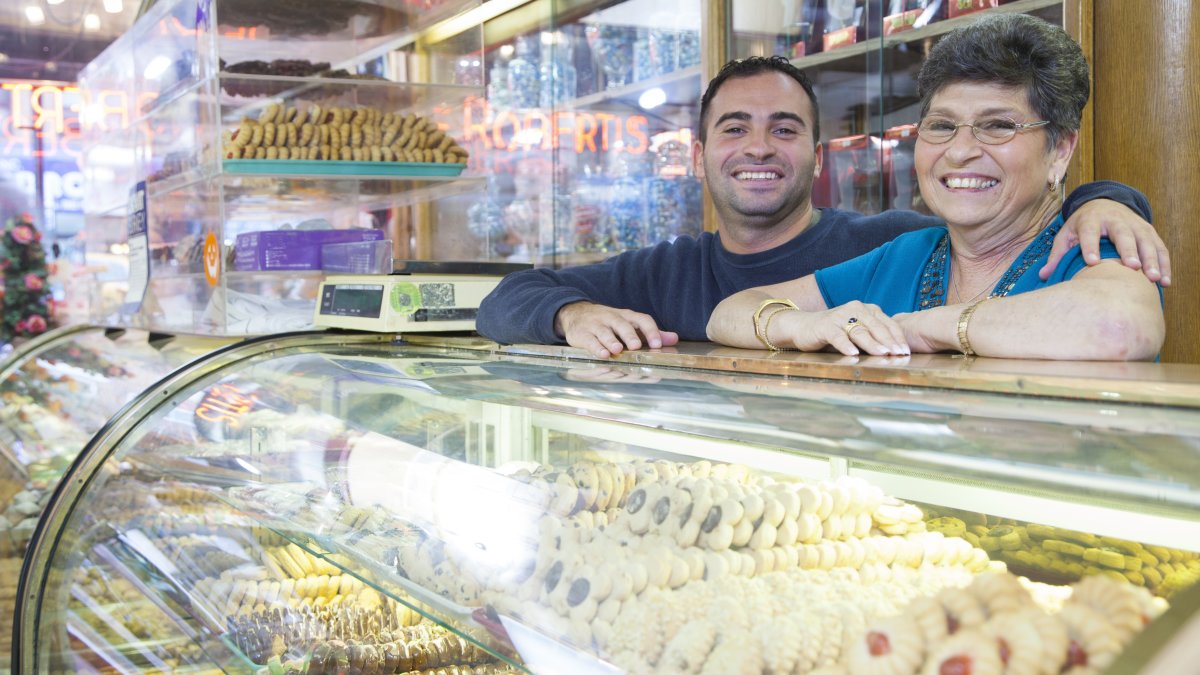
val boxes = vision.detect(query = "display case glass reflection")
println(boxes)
[22,340,1200,673]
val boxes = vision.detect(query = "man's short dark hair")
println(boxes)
[917,13,1089,149]
[699,55,820,146]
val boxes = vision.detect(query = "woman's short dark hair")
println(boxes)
[699,55,820,145]
[917,13,1089,149]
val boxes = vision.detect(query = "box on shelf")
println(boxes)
[233,229,384,272]
[947,0,999,19]
[884,8,924,35]
[823,0,864,51]
[823,133,884,214]
[321,239,394,274]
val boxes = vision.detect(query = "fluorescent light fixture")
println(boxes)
[638,87,667,110]
[25,5,46,24]
[143,55,173,80]
[84,13,101,30]
[422,0,526,44]
[103,0,123,13]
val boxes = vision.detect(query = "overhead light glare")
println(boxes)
[103,0,123,14]
[84,13,101,30]
[143,55,173,80]
[47,0,66,5]
[638,87,667,110]
[25,5,46,25]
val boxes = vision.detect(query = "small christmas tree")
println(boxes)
[1,212,54,342]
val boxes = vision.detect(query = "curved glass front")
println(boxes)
[0,326,230,665]
[19,337,1200,673]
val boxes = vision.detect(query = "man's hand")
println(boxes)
[1045,198,1171,286]
[554,301,680,359]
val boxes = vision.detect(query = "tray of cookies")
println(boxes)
[221,103,470,174]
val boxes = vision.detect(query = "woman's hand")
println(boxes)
[774,301,910,356]
[892,308,960,354]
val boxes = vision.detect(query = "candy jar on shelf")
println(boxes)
[539,32,577,109]
[608,152,648,251]
[467,198,508,257]
[677,174,703,239]
[649,28,679,76]
[486,53,512,111]
[646,140,691,243]
[467,175,508,257]
[678,29,701,69]
[507,34,541,109]
[646,176,679,244]
[588,24,634,91]
[634,28,653,83]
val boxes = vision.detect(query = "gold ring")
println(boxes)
[842,317,862,337]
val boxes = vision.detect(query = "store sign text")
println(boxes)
[462,100,650,155]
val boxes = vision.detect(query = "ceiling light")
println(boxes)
[84,13,101,30]
[422,0,525,44]
[25,5,46,24]
[103,0,123,13]
[638,87,667,110]
[47,0,65,5]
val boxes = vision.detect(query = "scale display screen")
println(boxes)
[320,284,384,318]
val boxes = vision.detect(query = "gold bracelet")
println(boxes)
[762,306,799,351]
[752,298,799,350]
[957,296,993,356]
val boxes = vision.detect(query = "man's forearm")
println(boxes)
[476,271,590,344]
[1064,180,1151,222]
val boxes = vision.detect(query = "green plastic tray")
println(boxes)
[223,159,467,177]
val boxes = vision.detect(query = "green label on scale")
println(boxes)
[390,283,422,315]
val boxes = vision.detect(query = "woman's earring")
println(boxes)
[1049,175,1064,210]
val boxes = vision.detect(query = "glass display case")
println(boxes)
[731,0,1065,215]
[463,0,704,267]
[79,0,488,335]
[0,324,231,666]
[16,334,1200,673]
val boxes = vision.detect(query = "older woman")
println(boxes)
[706,13,1164,360]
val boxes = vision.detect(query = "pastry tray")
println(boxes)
[223,160,467,178]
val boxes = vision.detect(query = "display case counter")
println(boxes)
[16,332,1200,673]
[0,324,233,665]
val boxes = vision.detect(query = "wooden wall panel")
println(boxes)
[1094,1,1200,363]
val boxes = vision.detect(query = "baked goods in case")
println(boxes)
[223,105,469,165]
[928,509,1200,598]
[827,572,1166,675]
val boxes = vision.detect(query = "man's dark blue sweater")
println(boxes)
[476,181,1150,345]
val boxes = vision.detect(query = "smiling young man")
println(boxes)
[475,56,1168,359]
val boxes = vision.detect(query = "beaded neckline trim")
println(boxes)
[916,219,1062,309]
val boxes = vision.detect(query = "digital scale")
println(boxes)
[314,260,531,332]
